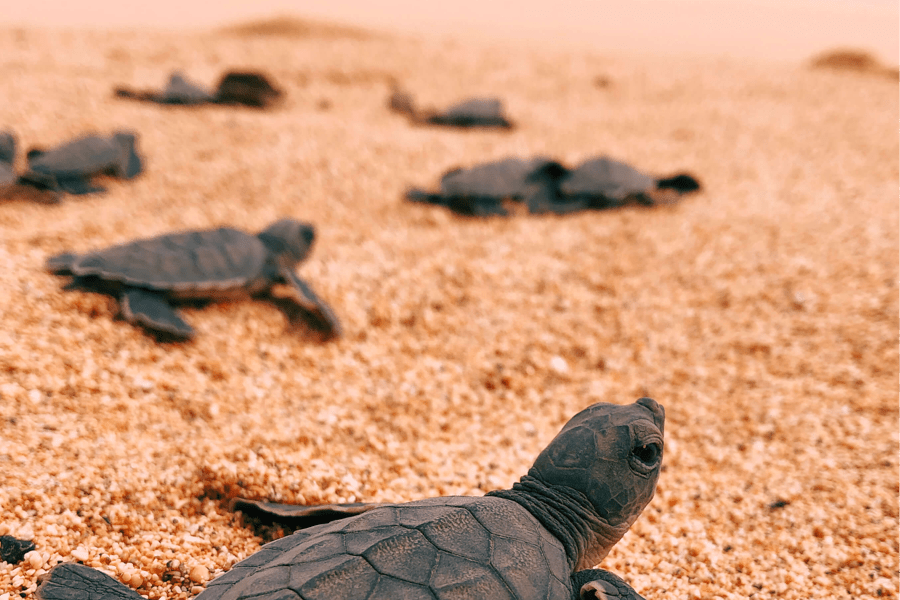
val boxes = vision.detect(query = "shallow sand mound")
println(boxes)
[0,22,896,600]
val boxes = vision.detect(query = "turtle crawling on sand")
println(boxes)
[0,131,16,194]
[388,87,514,129]
[116,70,283,109]
[46,218,340,341]
[37,397,664,600]
[20,130,144,195]
[407,155,701,217]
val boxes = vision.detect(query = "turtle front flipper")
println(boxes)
[120,288,194,340]
[271,267,341,339]
[571,569,646,600]
[36,563,143,600]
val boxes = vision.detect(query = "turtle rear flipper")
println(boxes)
[36,563,143,600]
[573,569,646,600]
[120,289,194,339]
[231,497,383,529]
[272,268,341,339]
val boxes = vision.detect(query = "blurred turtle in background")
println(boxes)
[0,130,143,201]
[46,218,340,341]
[388,85,514,129]
[115,70,283,109]
[0,131,16,194]
[407,155,701,217]
[20,131,143,195]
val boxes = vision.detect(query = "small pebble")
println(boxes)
[549,356,569,374]
[25,550,44,570]
[71,548,89,562]
[189,565,210,584]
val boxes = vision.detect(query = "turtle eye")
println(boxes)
[632,443,661,466]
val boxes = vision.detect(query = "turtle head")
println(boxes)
[258,219,316,264]
[0,131,15,164]
[529,397,665,531]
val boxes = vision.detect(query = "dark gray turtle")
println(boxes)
[46,218,340,341]
[0,130,62,203]
[115,72,214,104]
[408,155,701,217]
[115,71,282,109]
[20,131,143,195]
[388,88,514,129]
[0,131,15,187]
[37,397,664,600]
[406,157,570,216]
[556,157,702,209]
[424,97,514,129]
[214,72,283,108]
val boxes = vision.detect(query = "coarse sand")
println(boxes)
[0,19,897,600]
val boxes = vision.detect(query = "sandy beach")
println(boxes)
[0,10,897,600]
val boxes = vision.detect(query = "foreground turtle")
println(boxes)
[46,218,340,340]
[388,87,514,129]
[115,71,283,109]
[36,397,664,600]
[20,131,143,195]
[407,155,701,216]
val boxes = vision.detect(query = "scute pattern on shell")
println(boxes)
[69,228,269,293]
[197,497,570,600]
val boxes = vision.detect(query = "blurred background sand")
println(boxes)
[4,0,899,63]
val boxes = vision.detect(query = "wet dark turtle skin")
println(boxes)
[407,155,701,217]
[46,218,340,341]
[20,131,143,195]
[115,71,282,109]
[37,398,664,600]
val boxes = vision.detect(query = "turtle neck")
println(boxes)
[486,474,629,571]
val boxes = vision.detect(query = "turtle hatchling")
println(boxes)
[20,130,143,195]
[388,87,514,129]
[46,218,340,341]
[36,397,664,599]
[408,155,701,217]
[115,70,283,109]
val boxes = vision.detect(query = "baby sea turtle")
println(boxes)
[46,218,340,341]
[407,155,701,217]
[36,397,664,600]
[388,87,514,129]
[407,156,563,216]
[0,131,16,194]
[20,131,143,195]
[115,72,214,105]
[116,71,283,109]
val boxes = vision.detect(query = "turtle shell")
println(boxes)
[440,157,556,199]
[559,157,655,205]
[29,134,134,179]
[198,496,572,600]
[66,227,272,297]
